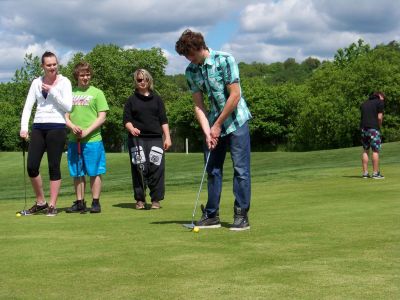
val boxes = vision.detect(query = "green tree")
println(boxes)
[0,82,29,150]
[12,54,42,84]
[293,41,400,150]
[242,78,307,149]
[334,39,371,67]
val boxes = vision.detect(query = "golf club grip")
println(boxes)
[22,139,26,156]
[77,140,81,155]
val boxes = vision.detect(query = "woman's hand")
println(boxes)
[163,136,172,151]
[20,130,29,140]
[130,127,141,136]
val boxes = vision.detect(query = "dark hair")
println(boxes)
[175,29,207,56]
[41,51,57,64]
[73,61,93,80]
[370,91,386,100]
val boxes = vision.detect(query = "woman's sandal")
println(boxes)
[135,200,145,210]
[151,201,161,209]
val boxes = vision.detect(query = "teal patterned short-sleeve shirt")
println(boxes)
[185,49,252,136]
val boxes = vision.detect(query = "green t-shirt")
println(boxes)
[69,86,109,143]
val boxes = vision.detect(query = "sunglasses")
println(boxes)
[136,78,148,83]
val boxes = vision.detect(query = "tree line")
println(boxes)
[1,39,400,152]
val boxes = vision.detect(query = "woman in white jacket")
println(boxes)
[20,51,72,216]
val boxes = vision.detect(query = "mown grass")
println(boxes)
[0,143,399,299]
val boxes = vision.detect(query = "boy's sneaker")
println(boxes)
[22,202,48,215]
[196,215,221,228]
[372,172,385,179]
[66,200,86,213]
[362,173,370,179]
[90,200,101,213]
[230,207,250,231]
[46,206,58,217]
[196,210,221,229]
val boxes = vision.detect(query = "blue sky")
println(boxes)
[1,0,400,82]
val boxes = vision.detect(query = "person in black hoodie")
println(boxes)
[123,69,172,209]
[360,91,385,179]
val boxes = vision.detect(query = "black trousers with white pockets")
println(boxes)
[128,136,165,202]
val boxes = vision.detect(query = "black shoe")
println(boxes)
[21,202,48,215]
[230,207,250,231]
[66,200,86,213]
[90,200,101,213]
[196,208,221,228]
[371,172,385,179]
[46,206,58,217]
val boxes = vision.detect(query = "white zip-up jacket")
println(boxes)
[21,75,73,132]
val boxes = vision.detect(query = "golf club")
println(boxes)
[133,137,147,208]
[183,151,211,229]
[77,139,87,214]
[16,139,28,216]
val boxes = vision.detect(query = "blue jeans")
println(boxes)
[205,122,251,217]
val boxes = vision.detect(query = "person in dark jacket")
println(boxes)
[360,91,385,179]
[123,69,172,209]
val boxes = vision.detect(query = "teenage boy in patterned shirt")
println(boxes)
[176,29,252,231]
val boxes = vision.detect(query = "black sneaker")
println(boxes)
[196,211,221,228]
[372,172,384,179]
[21,202,48,215]
[230,207,250,231]
[362,173,369,179]
[66,200,86,213]
[90,200,101,213]
[46,206,58,217]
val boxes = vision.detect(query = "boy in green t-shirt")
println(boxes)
[65,61,109,213]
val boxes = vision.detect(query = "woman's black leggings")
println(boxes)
[27,128,67,180]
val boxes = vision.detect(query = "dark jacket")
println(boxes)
[123,91,168,137]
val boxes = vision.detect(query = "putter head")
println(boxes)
[182,223,195,229]
[17,210,29,216]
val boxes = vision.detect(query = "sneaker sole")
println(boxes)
[230,226,250,231]
[372,177,384,179]
[20,208,48,215]
[196,224,222,229]
[46,214,57,217]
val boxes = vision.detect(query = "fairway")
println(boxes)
[0,143,399,299]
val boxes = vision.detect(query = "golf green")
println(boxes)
[0,143,399,299]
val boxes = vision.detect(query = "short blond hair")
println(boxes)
[133,69,154,91]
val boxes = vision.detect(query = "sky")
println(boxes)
[1,0,400,82]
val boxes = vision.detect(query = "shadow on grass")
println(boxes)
[150,220,231,228]
[113,202,153,210]
[57,207,70,213]
[342,175,363,179]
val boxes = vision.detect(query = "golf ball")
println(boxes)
[193,226,200,233]
[16,213,21,217]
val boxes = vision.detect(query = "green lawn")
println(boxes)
[0,143,399,299]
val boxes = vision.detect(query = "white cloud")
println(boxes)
[0,0,399,80]
[315,0,400,33]
[221,0,400,65]
[163,49,188,75]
